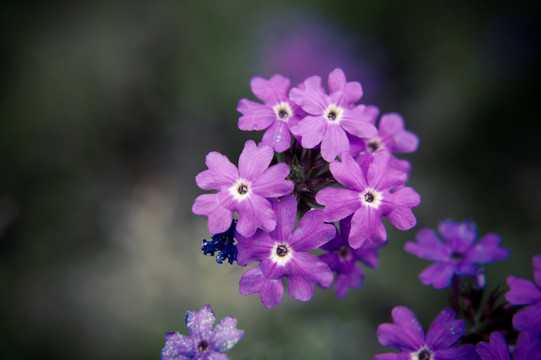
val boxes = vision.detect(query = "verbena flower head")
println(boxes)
[237,74,303,152]
[476,331,541,360]
[289,68,377,161]
[319,216,382,297]
[235,195,335,308]
[201,219,237,264]
[161,304,243,360]
[405,219,510,289]
[505,255,541,337]
[375,306,478,360]
[316,150,420,248]
[192,140,294,237]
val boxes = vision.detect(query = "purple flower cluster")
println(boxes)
[192,68,420,307]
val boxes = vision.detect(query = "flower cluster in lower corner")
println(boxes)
[161,305,243,360]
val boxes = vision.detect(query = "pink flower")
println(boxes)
[289,68,377,161]
[192,140,294,237]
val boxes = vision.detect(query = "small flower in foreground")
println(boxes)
[405,219,509,289]
[319,216,382,297]
[201,219,237,264]
[235,195,335,308]
[289,68,377,161]
[237,74,303,152]
[476,331,541,360]
[375,306,478,360]
[161,304,243,360]
[316,151,420,248]
[505,255,541,337]
[192,140,294,237]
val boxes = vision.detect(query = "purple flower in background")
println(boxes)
[405,219,509,289]
[235,195,335,308]
[319,216,382,297]
[289,68,377,161]
[192,140,294,237]
[237,74,303,152]
[505,255,541,337]
[476,331,541,360]
[375,306,477,360]
[316,151,420,248]
[161,304,243,360]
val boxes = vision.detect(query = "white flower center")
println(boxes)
[410,347,432,360]
[229,179,252,201]
[360,188,383,209]
[273,101,292,121]
[366,137,384,153]
[270,242,293,266]
[324,104,344,124]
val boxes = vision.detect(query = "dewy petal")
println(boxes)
[376,306,425,351]
[192,193,234,235]
[289,76,327,115]
[425,307,464,350]
[290,115,326,149]
[203,351,229,360]
[250,74,289,104]
[505,276,541,305]
[251,163,293,198]
[320,124,350,161]
[465,232,509,264]
[239,266,284,309]
[235,229,274,266]
[289,209,336,251]
[238,140,274,181]
[260,120,292,153]
[316,187,361,222]
[418,262,457,289]
[286,252,333,301]
[161,332,194,360]
[209,317,244,352]
[434,344,478,360]
[329,152,367,191]
[512,303,541,336]
[237,98,276,131]
[236,194,276,237]
[476,332,511,360]
[186,305,216,338]
[405,228,449,262]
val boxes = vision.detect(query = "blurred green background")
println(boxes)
[1,1,540,359]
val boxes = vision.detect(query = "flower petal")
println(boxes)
[376,305,425,351]
[209,317,244,352]
[236,194,276,237]
[161,332,194,360]
[505,276,541,305]
[475,332,511,360]
[289,75,327,115]
[405,229,449,262]
[238,140,274,181]
[418,262,457,289]
[349,205,386,249]
[260,120,292,153]
[192,193,234,235]
[237,98,276,131]
[251,163,293,198]
[426,307,464,349]
[330,151,367,191]
[434,344,478,360]
[289,209,336,251]
[465,232,509,264]
[320,124,349,161]
[286,253,333,301]
[250,74,290,104]
[235,228,274,266]
[512,303,541,336]
[186,305,216,338]
[290,115,326,149]
[316,187,361,222]
[239,266,284,309]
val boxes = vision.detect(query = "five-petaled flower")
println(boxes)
[192,140,294,237]
[316,150,420,248]
[237,74,303,152]
[161,304,243,360]
[375,306,478,360]
[505,255,541,337]
[289,68,377,161]
[235,195,335,308]
[405,219,509,289]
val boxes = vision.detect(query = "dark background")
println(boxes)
[1,1,540,359]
